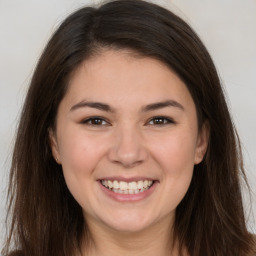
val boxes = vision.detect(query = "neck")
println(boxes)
[82,215,183,256]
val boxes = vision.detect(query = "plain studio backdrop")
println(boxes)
[0,0,255,246]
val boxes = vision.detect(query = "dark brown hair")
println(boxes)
[2,0,255,255]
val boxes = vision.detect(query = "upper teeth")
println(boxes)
[101,180,153,191]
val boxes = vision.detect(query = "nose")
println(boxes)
[108,125,148,168]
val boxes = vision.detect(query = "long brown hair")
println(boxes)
[2,0,255,255]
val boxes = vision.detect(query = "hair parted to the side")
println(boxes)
[2,0,255,255]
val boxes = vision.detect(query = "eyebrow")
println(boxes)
[70,99,184,112]
[70,101,114,112]
[141,100,184,112]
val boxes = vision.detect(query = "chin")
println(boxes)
[99,211,159,233]
[107,221,150,233]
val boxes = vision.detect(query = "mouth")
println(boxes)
[100,179,155,194]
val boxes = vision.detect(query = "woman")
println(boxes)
[2,0,255,255]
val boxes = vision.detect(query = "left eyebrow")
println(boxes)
[141,100,184,112]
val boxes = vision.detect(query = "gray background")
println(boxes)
[1,0,255,246]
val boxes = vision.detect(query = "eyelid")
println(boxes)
[146,116,175,125]
[80,116,175,126]
[80,116,111,126]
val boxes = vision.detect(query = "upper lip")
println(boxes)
[98,176,157,182]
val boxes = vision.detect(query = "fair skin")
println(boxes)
[50,50,208,256]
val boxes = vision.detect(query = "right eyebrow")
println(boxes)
[70,101,114,112]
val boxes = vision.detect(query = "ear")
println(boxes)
[194,121,210,164]
[48,128,61,165]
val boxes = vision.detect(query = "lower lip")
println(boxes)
[98,181,157,202]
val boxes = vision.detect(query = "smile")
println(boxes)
[100,180,154,194]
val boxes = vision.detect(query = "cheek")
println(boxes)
[151,132,196,205]
[57,131,108,210]
[152,130,198,171]
[57,130,107,190]
[58,130,103,168]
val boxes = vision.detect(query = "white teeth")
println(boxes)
[128,181,137,190]
[144,180,148,187]
[101,179,154,194]
[137,181,144,189]
[134,189,139,194]
[113,180,119,189]
[108,180,113,189]
[120,181,128,190]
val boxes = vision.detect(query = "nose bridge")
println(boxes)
[108,122,148,167]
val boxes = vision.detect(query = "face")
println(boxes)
[50,50,208,234]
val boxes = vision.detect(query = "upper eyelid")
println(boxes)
[149,116,174,121]
[79,116,175,125]
[146,116,175,124]
[81,116,110,125]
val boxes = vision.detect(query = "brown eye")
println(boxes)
[82,117,109,126]
[148,117,174,125]
[90,118,104,125]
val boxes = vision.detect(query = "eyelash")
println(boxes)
[81,117,110,126]
[81,116,175,126]
[147,116,175,126]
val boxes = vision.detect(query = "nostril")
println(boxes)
[108,141,148,168]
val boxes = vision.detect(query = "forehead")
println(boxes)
[62,49,195,112]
